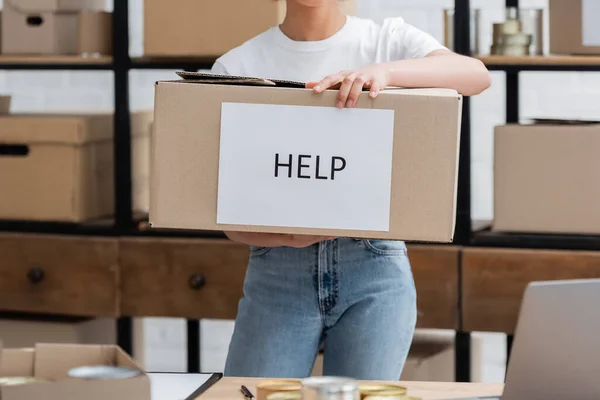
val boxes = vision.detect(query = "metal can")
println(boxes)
[67,365,142,380]
[0,377,48,386]
[302,376,359,400]
[267,391,303,400]
[257,380,302,400]
[359,384,407,399]
[363,397,421,400]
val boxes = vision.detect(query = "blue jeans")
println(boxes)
[224,238,417,380]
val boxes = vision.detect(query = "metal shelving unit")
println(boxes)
[453,0,600,382]
[1,0,599,380]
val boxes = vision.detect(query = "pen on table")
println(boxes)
[241,385,255,400]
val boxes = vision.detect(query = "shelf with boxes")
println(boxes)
[0,55,113,70]
[479,55,600,71]
[454,0,600,252]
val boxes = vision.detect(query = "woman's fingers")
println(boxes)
[336,73,357,108]
[346,75,368,108]
[369,81,381,99]
[312,72,347,93]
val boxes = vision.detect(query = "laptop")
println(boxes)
[458,279,600,400]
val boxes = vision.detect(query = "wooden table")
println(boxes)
[200,377,504,400]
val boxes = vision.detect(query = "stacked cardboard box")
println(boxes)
[0,111,153,222]
[550,0,600,55]
[1,0,111,55]
[493,122,600,235]
[144,0,357,58]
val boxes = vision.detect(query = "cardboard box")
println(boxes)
[0,342,150,400]
[2,0,107,55]
[150,74,462,242]
[493,122,600,235]
[549,0,600,55]
[144,0,357,58]
[77,11,112,56]
[0,112,153,222]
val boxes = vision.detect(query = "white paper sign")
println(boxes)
[217,102,395,232]
[583,0,600,46]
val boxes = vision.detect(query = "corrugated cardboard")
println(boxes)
[144,0,357,58]
[78,11,112,56]
[1,0,107,55]
[0,342,150,400]
[0,112,153,222]
[549,0,600,55]
[493,122,600,235]
[150,75,463,242]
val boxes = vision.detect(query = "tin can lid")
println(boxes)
[68,366,142,380]
[302,376,358,393]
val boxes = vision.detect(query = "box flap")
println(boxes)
[176,71,305,88]
[529,118,600,126]
[0,114,114,145]
[0,349,35,377]
[172,72,461,98]
[4,0,103,13]
[34,344,114,380]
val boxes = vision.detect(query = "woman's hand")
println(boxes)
[306,63,391,109]
[225,231,335,249]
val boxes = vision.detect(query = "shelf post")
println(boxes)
[113,0,133,234]
[453,0,471,246]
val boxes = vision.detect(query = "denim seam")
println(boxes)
[363,240,408,256]
[317,242,326,318]
[250,247,272,257]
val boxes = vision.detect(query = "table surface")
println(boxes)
[199,377,504,400]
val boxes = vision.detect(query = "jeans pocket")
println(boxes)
[363,240,408,256]
[250,246,272,257]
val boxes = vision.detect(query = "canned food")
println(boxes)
[257,380,302,400]
[363,396,421,400]
[359,384,407,399]
[267,391,303,400]
[302,376,359,400]
[67,366,142,380]
[0,377,48,386]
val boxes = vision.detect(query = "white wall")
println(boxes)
[1,0,597,379]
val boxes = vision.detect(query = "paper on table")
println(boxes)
[582,0,600,46]
[149,373,214,400]
[217,102,395,232]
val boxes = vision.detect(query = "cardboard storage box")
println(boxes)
[144,0,357,58]
[150,74,463,242]
[0,112,153,222]
[493,122,600,235]
[0,341,150,400]
[2,0,108,55]
[549,0,600,55]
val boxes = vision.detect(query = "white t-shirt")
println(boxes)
[211,16,446,82]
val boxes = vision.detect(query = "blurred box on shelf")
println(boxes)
[150,74,462,242]
[493,122,600,235]
[0,96,10,114]
[0,111,153,222]
[549,0,600,55]
[143,0,356,58]
[2,0,110,55]
[0,340,150,400]
[77,11,112,56]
